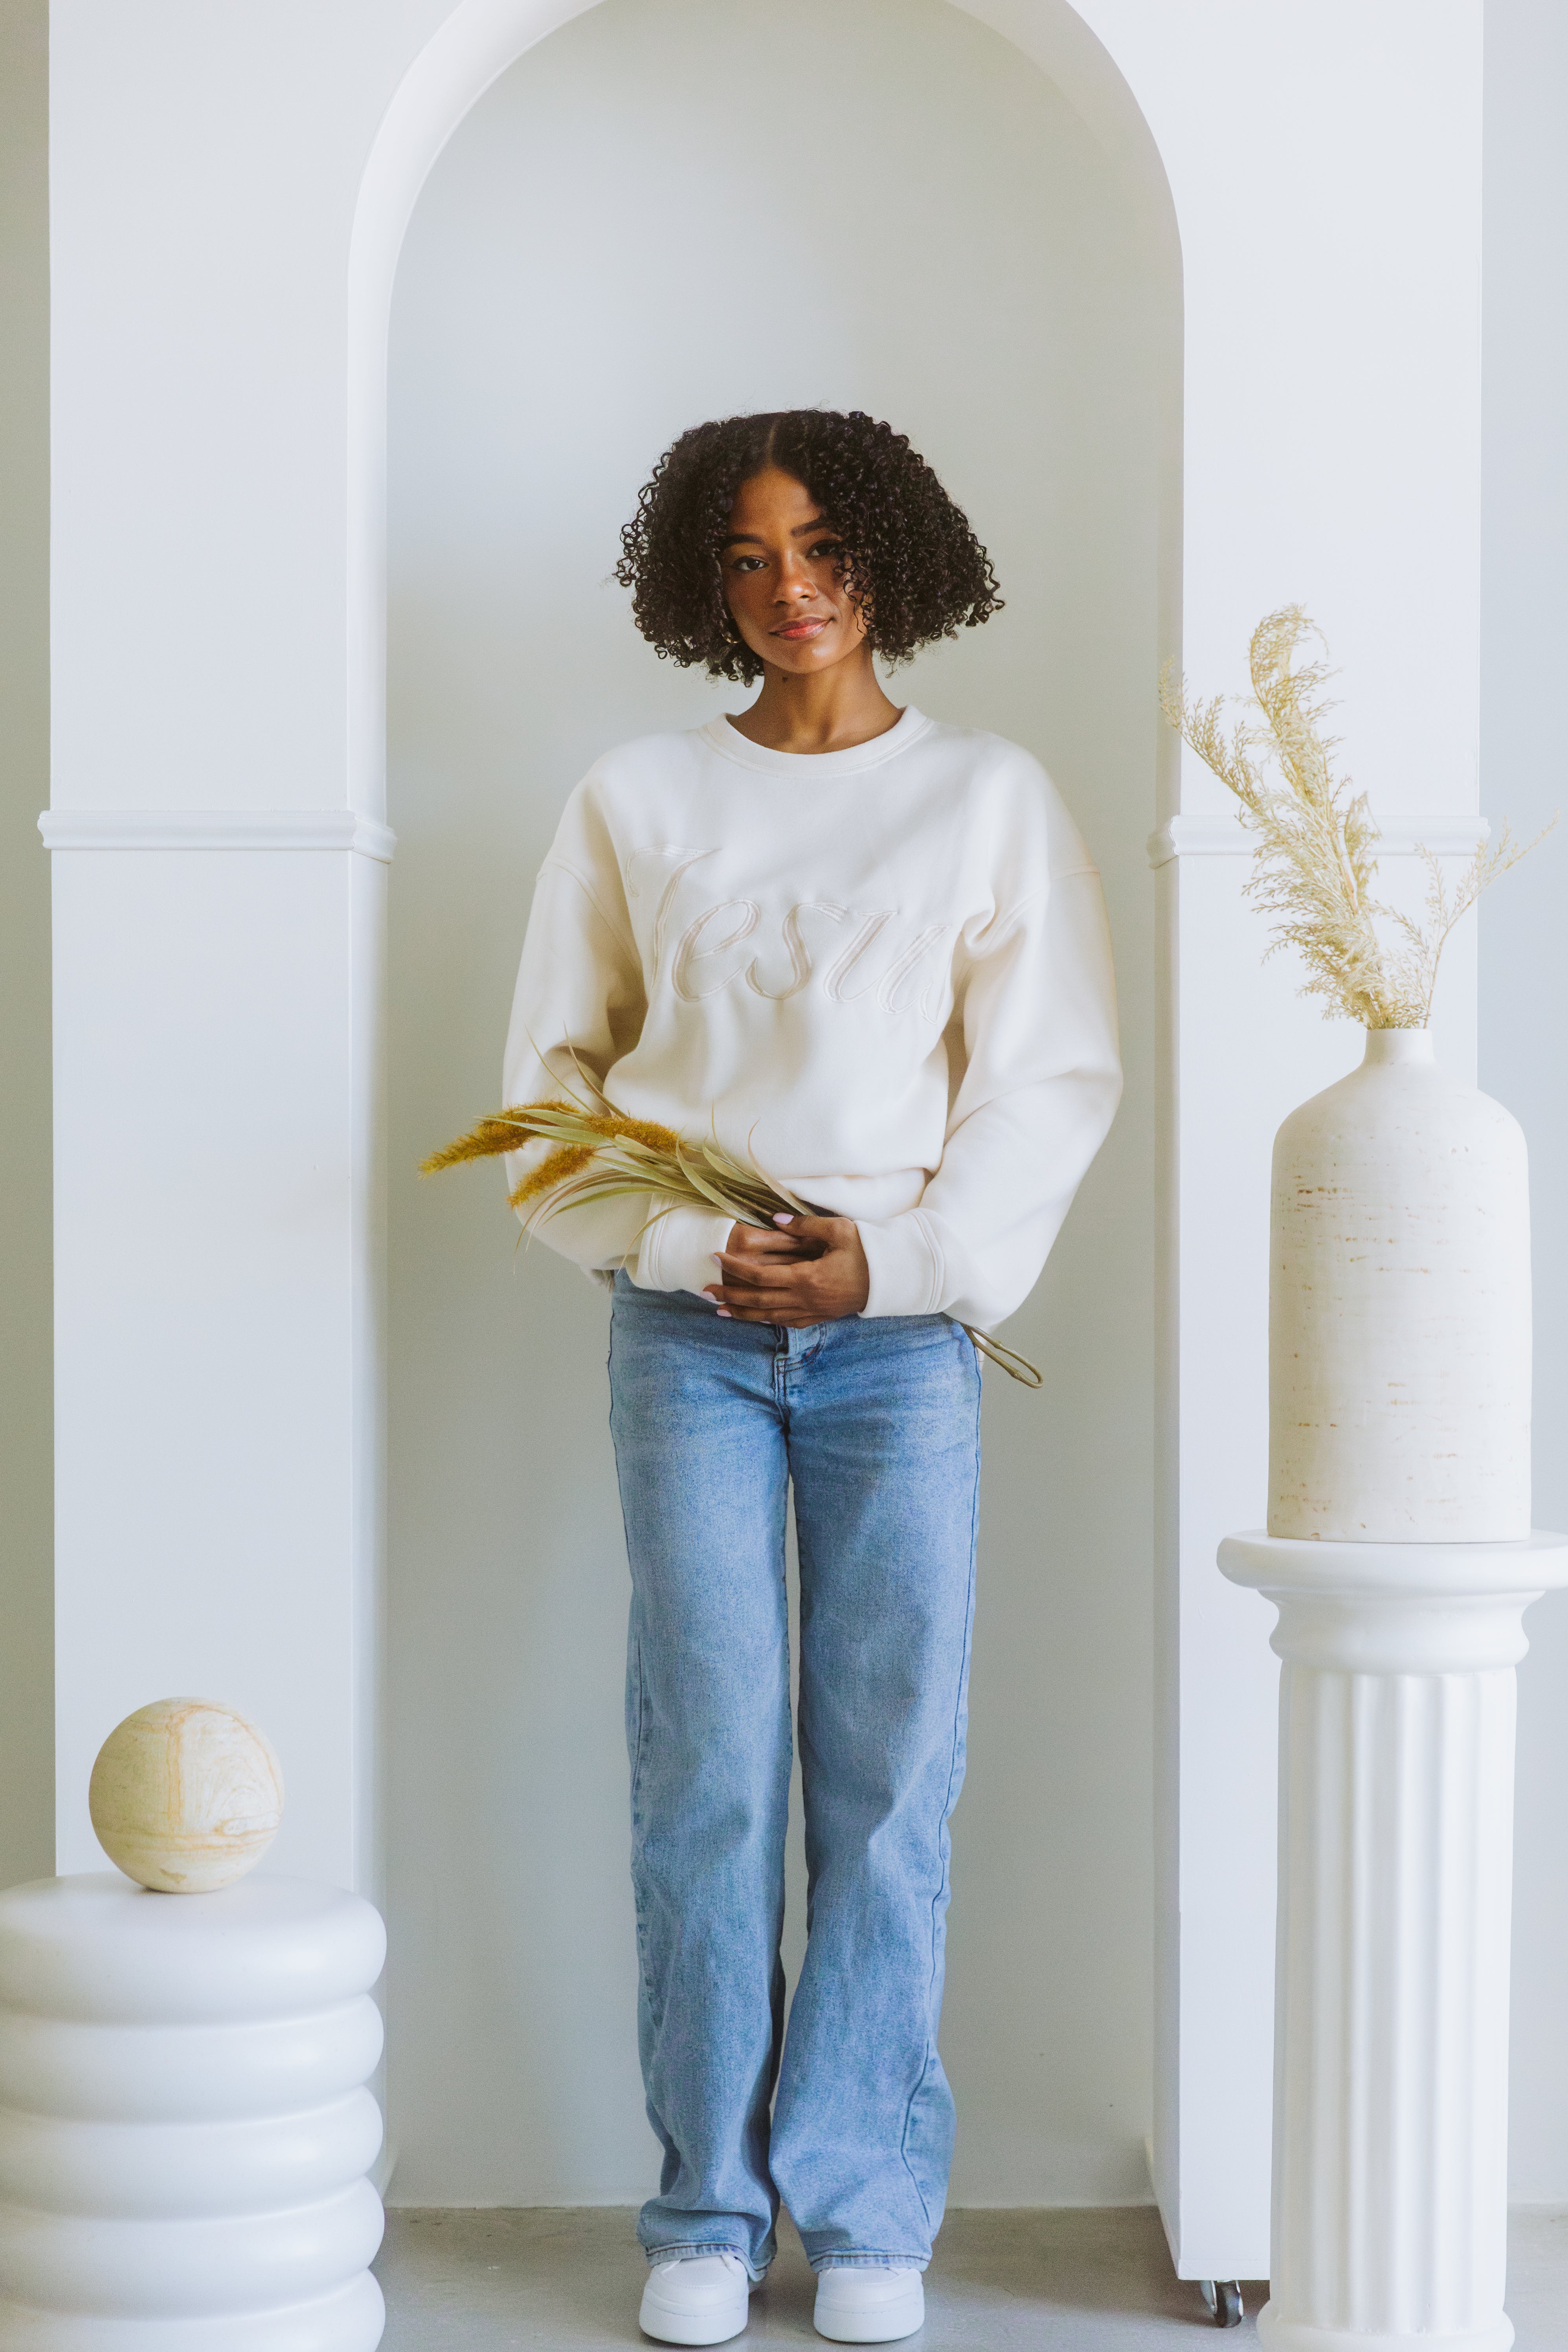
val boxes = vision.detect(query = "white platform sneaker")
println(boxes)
[639,2250,754,2345]
[813,2263,925,2343]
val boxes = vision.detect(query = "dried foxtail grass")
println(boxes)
[1161,606,1550,1026]
[422,1096,1043,1386]
[421,1098,816,1231]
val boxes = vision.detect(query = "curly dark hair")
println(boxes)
[615,409,1002,684]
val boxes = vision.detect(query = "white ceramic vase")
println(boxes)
[1268,1028,1531,1542]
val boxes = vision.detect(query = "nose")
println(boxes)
[773,550,818,604]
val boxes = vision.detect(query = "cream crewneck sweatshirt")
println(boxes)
[502,705,1121,1330]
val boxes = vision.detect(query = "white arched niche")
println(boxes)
[379,0,1178,2212]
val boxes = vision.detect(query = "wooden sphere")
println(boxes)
[89,1699,285,1893]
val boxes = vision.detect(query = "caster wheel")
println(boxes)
[1213,2280,1243,2328]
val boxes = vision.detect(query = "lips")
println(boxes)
[773,616,830,641]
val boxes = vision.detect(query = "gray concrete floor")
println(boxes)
[377,2206,1568,2348]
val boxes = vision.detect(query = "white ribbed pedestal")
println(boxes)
[1219,1532,1568,2352]
[0,1875,387,2349]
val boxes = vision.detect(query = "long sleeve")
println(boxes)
[501,853,732,1290]
[855,866,1122,1329]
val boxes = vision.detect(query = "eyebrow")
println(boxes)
[720,515,832,548]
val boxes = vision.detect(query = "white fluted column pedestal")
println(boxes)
[0,1876,386,2349]
[1219,1532,1568,2352]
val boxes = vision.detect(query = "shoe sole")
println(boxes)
[813,2281,925,2343]
[638,2284,750,2346]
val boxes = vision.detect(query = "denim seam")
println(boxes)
[898,1339,982,2227]
[897,2049,939,2231]
[628,1634,655,2002]
[643,2239,765,2281]
[814,2251,929,2272]
[628,1637,645,1809]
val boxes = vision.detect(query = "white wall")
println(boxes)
[384,0,1174,2206]
[0,0,54,1894]
[1482,0,1568,2209]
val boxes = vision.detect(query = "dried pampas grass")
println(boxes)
[421,1095,1043,1386]
[1161,606,1549,1027]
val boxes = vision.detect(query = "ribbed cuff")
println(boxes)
[629,1203,737,1296]
[857,1211,943,1317]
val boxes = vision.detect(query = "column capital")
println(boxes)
[1219,1530,1568,1673]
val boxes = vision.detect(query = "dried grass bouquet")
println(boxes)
[421,1096,816,1232]
[1160,606,1546,1026]
[422,1091,1043,1385]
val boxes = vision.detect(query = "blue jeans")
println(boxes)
[607,1273,982,2279]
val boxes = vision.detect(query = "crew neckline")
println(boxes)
[700,705,933,777]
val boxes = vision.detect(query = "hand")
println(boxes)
[704,1214,870,1327]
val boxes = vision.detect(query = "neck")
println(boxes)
[727,647,902,755]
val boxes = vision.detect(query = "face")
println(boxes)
[720,466,870,677]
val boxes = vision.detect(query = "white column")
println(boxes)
[42,819,391,1896]
[1219,1531,1568,2352]
[0,1874,386,2348]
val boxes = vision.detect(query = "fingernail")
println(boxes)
[716,1308,733,1318]
[773,1214,793,1226]
[712,1252,725,1263]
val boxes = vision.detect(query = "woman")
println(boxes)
[503,410,1120,2345]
